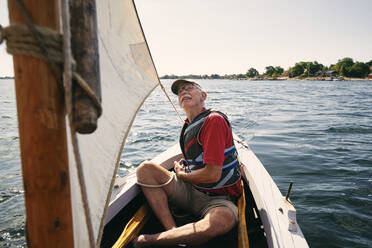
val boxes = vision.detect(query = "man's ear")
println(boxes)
[202,91,207,101]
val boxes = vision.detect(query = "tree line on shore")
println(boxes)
[160,57,372,80]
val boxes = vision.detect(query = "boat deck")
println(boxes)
[101,179,268,248]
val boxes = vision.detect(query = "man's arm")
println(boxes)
[174,160,221,184]
[175,113,228,184]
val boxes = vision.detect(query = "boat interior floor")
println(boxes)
[101,180,268,248]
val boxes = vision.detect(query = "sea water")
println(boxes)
[1,79,371,247]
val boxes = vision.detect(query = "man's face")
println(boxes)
[177,83,206,110]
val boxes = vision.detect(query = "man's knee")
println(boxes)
[206,207,236,236]
[136,161,157,182]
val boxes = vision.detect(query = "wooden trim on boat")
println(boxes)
[112,204,150,248]
[238,180,250,248]
[8,0,74,246]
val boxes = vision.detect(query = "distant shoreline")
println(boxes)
[238,76,372,82]
[160,76,372,82]
[1,76,371,82]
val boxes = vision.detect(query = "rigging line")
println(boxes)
[131,0,183,124]
[159,82,184,123]
[61,0,95,247]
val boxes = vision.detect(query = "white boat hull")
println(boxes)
[106,134,309,247]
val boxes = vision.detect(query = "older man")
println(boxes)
[133,79,241,247]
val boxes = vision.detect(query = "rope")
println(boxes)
[0,24,63,63]
[14,0,64,89]
[158,82,184,123]
[136,172,175,188]
[0,22,102,116]
[73,72,102,116]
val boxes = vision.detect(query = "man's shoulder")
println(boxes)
[206,111,229,124]
[204,111,230,130]
[208,111,224,118]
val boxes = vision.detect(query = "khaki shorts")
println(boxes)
[169,173,238,222]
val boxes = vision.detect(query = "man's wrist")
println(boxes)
[178,171,189,182]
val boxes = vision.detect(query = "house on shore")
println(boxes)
[315,70,338,77]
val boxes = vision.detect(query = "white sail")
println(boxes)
[66,0,159,246]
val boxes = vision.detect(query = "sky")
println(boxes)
[0,0,371,76]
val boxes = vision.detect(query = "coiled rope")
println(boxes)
[136,172,175,188]
[0,24,102,116]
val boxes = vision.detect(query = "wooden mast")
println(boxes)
[8,0,74,247]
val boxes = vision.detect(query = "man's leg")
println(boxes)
[136,161,176,230]
[133,206,236,248]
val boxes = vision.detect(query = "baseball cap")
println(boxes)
[171,79,202,95]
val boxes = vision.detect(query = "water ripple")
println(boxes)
[326,126,372,134]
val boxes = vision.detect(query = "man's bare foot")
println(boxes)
[132,234,149,248]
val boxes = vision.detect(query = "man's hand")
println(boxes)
[174,160,188,181]
[174,159,222,184]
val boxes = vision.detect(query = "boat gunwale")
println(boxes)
[234,135,308,248]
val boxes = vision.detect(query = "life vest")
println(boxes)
[179,109,241,190]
